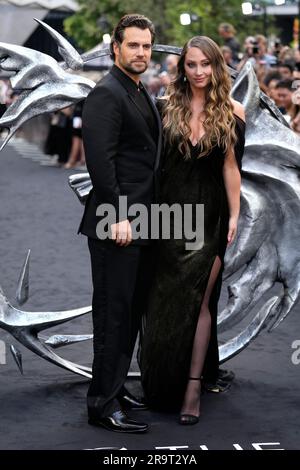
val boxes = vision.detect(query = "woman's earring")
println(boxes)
[183,76,187,82]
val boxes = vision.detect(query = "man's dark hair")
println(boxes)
[275,78,294,91]
[110,14,155,60]
[263,70,281,87]
[278,62,294,74]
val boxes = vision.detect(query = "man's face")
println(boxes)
[292,80,300,106]
[279,66,293,80]
[268,79,280,103]
[256,40,265,55]
[276,87,292,109]
[293,70,300,80]
[292,110,300,133]
[113,27,152,76]
[218,28,229,39]
[223,50,232,64]
[166,55,178,76]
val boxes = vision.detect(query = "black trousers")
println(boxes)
[87,238,155,417]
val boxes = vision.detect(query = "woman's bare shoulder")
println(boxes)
[231,98,245,122]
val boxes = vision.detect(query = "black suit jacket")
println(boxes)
[78,65,162,242]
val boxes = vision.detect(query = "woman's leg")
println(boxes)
[180,256,222,419]
[64,136,81,168]
[79,139,86,166]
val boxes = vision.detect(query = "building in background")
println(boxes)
[0,0,78,59]
[0,1,81,147]
[242,1,300,47]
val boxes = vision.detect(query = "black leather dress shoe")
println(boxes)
[118,390,148,410]
[179,414,199,425]
[88,409,149,433]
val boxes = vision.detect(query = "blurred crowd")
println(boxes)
[146,23,300,135]
[225,23,300,133]
[1,21,300,166]
[44,101,85,169]
[0,79,85,168]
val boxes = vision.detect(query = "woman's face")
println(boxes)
[184,47,212,90]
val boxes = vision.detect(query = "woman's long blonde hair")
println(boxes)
[162,36,237,159]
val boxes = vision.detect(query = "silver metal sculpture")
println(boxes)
[0,282,92,377]
[0,20,299,375]
[44,334,93,349]
[219,62,300,344]
[10,344,23,374]
[15,249,30,306]
[0,18,95,151]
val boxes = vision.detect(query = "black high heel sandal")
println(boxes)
[179,377,201,425]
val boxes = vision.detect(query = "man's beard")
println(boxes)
[122,61,148,75]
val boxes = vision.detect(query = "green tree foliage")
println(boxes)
[64,0,277,51]
[64,0,170,50]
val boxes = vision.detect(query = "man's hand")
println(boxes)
[111,220,132,246]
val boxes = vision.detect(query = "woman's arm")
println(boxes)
[231,99,246,122]
[223,148,241,244]
[224,100,245,244]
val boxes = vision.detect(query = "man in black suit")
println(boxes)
[79,14,162,433]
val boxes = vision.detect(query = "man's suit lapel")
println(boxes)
[110,66,162,170]
[110,66,150,133]
[127,92,154,135]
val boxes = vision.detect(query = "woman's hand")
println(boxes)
[227,216,238,245]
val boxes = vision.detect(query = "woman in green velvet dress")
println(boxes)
[140,36,246,424]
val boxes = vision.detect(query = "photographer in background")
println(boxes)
[254,35,277,67]
[236,36,256,71]
[238,35,276,70]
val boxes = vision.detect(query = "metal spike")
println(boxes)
[44,334,92,349]
[0,129,12,151]
[16,250,30,306]
[34,18,83,70]
[10,345,23,375]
